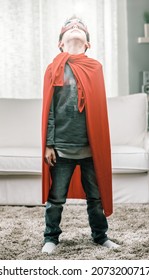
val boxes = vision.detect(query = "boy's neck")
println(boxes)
[62,39,86,54]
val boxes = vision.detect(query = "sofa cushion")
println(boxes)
[1,146,148,175]
[0,99,42,148]
[0,148,41,174]
[112,145,149,173]
[107,93,148,147]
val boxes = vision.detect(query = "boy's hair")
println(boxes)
[59,15,90,43]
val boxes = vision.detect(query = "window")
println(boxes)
[0,0,128,98]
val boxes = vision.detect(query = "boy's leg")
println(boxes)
[43,156,76,246]
[80,157,108,245]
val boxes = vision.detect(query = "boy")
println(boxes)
[41,16,119,254]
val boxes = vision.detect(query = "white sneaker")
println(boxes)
[42,242,56,254]
[102,240,120,249]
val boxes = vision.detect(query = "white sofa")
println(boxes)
[0,93,148,205]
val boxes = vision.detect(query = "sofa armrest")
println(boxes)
[144,132,149,152]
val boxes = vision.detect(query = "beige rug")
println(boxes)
[0,203,149,260]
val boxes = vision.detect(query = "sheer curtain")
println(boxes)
[0,0,41,99]
[0,0,129,98]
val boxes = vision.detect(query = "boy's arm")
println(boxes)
[45,98,56,166]
[46,98,55,147]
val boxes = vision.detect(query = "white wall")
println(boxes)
[127,0,149,93]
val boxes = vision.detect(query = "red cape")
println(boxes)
[42,52,113,217]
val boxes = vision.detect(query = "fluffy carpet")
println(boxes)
[0,203,149,260]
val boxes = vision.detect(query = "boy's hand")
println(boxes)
[44,147,56,166]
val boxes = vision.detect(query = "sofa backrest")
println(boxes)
[0,99,42,148]
[0,94,147,149]
[107,93,148,147]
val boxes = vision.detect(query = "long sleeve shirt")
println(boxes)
[46,63,92,159]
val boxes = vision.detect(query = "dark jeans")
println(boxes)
[44,155,108,245]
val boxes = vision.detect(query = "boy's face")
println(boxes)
[60,19,88,36]
[58,19,90,51]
